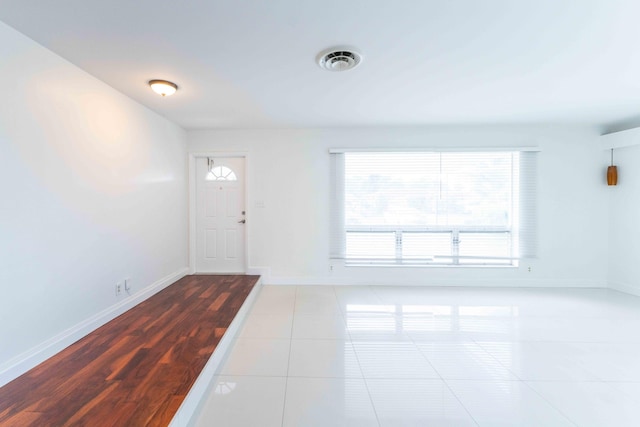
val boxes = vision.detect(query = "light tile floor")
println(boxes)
[196,285,640,426]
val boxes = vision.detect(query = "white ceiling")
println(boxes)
[1,0,639,130]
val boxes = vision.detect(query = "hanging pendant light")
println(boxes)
[607,148,618,186]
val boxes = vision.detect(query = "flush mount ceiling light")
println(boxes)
[148,79,178,96]
[317,47,363,72]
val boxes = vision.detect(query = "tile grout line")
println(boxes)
[419,349,481,426]
[425,336,575,425]
[207,286,640,425]
[440,379,482,426]
[335,285,382,427]
[280,285,297,427]
[471,338,532,383]
[405,309,481,426]
[519,380,580,426]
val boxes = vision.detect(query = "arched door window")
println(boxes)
[205,159,237,181]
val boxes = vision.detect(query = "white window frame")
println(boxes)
[329,147,538,267]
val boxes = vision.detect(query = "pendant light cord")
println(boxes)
[611,148,614,166]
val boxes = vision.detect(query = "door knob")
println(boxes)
[238,219,246,224]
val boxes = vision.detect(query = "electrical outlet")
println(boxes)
[116,282,122,296]
[527,266,532,273]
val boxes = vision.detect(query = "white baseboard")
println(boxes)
[0,267,189,387]
[170,276,263,427]
[266,276,607,288]
[265,276,339,285]
[609,281,640,297]
[247,266,270,281]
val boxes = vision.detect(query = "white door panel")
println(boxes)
[205,229,217,258]
[196,157,246,272]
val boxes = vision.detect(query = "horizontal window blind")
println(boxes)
[329,150,538,265]
[329,153,346,259]
[519,151,538,258]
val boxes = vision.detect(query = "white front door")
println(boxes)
[195,157,246,273]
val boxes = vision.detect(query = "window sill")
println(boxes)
[343,263,518,269]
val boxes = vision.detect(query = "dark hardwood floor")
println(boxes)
[0,274,259,427]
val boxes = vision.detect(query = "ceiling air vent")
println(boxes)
[317,47,363,72]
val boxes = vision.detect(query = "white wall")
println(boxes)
[608,143,640,294]
[189,126,608,287]
[0,22,188,382]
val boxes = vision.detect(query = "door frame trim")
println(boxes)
[188,151,250,274]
